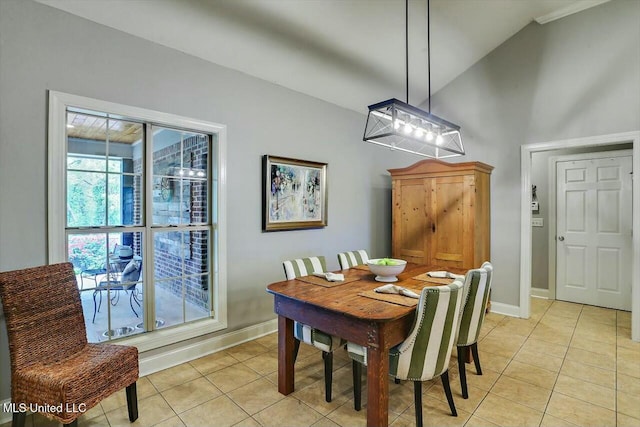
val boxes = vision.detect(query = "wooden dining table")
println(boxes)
[266,263,466,427]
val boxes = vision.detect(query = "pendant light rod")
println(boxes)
[427,0,431,113]
[406,0,433,112]
[405,0,409,105]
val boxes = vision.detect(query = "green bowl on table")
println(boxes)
[367,258,407,282]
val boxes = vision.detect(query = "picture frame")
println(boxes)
[262,155,328,231]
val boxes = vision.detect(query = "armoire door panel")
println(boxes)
[431,177,465,266]
[394,179,430,261]
[462,175,475,268]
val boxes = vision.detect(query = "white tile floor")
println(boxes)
[4,298,639,426]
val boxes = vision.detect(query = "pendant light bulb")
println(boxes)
[403,123,412,134]
[436,133,443,145]
[426,129,434,141]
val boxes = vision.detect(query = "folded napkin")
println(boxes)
[427,271,465,280]
[374,284,420,299]
[313,272,345,282]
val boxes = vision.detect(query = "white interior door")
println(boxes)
[556,153,632,310]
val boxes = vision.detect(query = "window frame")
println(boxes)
[48,90,227,351]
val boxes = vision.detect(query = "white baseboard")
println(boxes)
[139,318,278,377]
[531,288,550,299]
[0,318,278,425]
[490,302,521,318]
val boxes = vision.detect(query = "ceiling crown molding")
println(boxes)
[534,0,610,24]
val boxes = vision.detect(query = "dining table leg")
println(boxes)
[277,315,295,395]
[367,343,389,427]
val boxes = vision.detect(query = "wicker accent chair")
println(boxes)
[348,281,465,427]
[457,261,492,399]
[282,256,346,402]
[0,262,139,427]
[337,249,369,270]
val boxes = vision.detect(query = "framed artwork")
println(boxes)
[262,155,328,231]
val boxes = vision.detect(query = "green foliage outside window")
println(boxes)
[67,156,122,227]
[67,155,123,273]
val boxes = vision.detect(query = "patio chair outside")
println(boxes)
[93,258,142,323]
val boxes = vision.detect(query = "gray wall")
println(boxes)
[0,0,418,400]
[431,0,640,306]
[530,144,632,290]
[1,0,639,403]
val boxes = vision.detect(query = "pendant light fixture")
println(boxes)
[363,0,464,158]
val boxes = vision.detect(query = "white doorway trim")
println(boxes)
[520,131,640,342]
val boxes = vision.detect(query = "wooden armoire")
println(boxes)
[389,159,493,269]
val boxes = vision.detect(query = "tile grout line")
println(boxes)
[540,304,625,425]
[461,309,522,427]
[538,302,583,426]
[219,348,338,426]
[482,300,551,426]
[460,323,495,427]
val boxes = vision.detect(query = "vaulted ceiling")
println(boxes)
[37,0,610,113]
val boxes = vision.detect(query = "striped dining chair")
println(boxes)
[337,249,369,270]
[457,261,492,399]
[282,256,346,402]
[347,280,465,426]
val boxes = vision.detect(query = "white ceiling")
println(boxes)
[37,0,609,114]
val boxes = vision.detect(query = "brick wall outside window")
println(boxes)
[134,135,210,310]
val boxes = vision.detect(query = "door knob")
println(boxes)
[558,236,565,241]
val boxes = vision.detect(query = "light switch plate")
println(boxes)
[532,218,544,227]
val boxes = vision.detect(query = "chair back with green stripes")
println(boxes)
[390,280,465,381]
[481,261,493,290]
[337,250,369,270]
[283,256,327,280]
[457,263,491,346]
